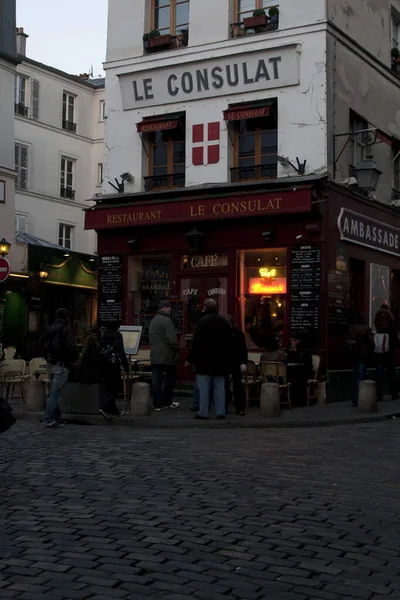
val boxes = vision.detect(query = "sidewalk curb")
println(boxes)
[13,408,400,429]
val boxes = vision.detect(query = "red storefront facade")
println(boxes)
[85,177,400,382]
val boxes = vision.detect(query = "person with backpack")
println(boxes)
[98,322,129,421]
[374,304,398,401]
[40,308,77,428]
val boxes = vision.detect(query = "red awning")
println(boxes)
[136,113,183,133]
[223,104,270,122]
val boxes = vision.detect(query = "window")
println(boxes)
[231,104,278,182]
[235,0,279,21]
[146,125,185,191]
[99,99,105,121]
[62,92,77,132]
[0,180,4,203]
[98,163,103,185]
[393,14,400,49]
[31,79,40,120]
[15,143,29,190]
[152,0,190,35]
[349,111,368,174]
[15,213,28,233]
[60,157,75,199]
[393,141,400,200]
[59,223,73,249]
[14,75,28,116]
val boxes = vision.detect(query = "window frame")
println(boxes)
[62,91,77,130]
[15,74,27,106]
[150,0,190,36]
[97,163,103,185]
[0,180,5,203]
[393,13,400,49]
[232,115,278,181]
[15,212,29,233]
[15,142,29,190]
[58,223,74,250]
[233,0,279,22]
[60,156,76,198]
[99,99,105,122]
[148,129,185,183]
[349,111,369,171]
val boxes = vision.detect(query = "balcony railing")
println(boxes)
[144,173,185,192]
[60,187,75,200]
[15,102,28,117]
[231,164,278,183]
[62,120,77,133]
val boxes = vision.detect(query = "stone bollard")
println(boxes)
[358,379,377,412]
[316,381,327,404]
[130,382,151,416]
[259,382,280,417]
[25,379,46,411]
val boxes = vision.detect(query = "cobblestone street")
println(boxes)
[1,421,400,600]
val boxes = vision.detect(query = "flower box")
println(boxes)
[148,34,174,49]
[243,15,269,29]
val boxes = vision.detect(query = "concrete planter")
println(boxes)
[26,380,46,411]
[60,382,101,415]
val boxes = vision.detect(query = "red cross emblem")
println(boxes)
[192,122,220,166]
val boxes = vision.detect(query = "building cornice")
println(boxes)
[15,113,100,145]
[16,188,91,209]
[19,56,104,90]
[0,165,17,179]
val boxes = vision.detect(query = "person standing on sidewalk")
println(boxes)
[374,304,398,401]
[40,308,76,428]
[347,312,374,407]
[149,300,180,412]
[188,299,232,420]
[98,322,129,421]
[225,316,248,416]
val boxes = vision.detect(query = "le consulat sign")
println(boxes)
[119,45,300,110]
[338,208,400,257]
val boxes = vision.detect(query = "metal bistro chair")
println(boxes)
[1,359,28,403]
[260,361,292,410]
[306,354,321,406]
[244,360,261,407]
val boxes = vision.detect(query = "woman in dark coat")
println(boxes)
[98,323,129,420]
[225,316,248,416]
[348,312,374,406]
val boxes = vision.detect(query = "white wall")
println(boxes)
[14,60,104,254]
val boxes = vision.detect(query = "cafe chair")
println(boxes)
[244,360,261,406]
[306,354,321,406]
[1,359,27,403]
[260,361,292,410]
[2,346,17,361]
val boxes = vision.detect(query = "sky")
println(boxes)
[16,0,108,77]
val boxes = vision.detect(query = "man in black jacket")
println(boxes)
[41,308,76,428]
[225,316,248,416]
[188,299,231,420]
[98,322,129,421]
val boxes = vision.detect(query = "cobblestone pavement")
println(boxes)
[1,422,400,600]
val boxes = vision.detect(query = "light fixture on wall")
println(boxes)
[185,227,204,251]
[0,238,11,257]
[354,155,382,193]
[39,266,49,280]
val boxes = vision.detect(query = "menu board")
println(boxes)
[98,255,123,330]
[328,269,350,327]
[290,245,321,336]
[171,300,184,333]
[119,326,142,355]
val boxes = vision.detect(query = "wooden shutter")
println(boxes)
[31,79,40,120]
[16,144,29,190]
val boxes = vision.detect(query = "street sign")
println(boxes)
[0,257,11,283]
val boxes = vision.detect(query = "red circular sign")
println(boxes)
[0,257,11,283]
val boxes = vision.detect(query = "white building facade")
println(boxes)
[14,29,105,256]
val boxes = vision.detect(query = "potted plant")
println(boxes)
[268,6,279,28]
[148,28,174,50]
[143,32,150,50]
[243,8,268,30]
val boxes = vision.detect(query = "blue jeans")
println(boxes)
[44,366,69,423]
[197,374,225,418]
[352,363,367,406]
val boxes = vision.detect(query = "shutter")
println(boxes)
[19,145,28,190]
[31,79,40,120]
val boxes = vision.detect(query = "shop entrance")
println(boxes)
[180,275,228,337]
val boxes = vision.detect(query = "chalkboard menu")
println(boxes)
[290,245,321,336]
[170,300,184,333]
[328,269,350,327]
[98,255,123,329]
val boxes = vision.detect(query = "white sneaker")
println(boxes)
[168,402,180,409]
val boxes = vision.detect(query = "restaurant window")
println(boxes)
[229,102,278,182]
[235,0,279,22]
[238,248,287,349]
[129,256,172,345]
[152,0,190,35]
[145,119,185,191]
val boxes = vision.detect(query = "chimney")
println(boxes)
[16,27,28,57]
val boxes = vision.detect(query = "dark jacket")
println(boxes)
[230,327,248,367]
[40,318,77,366]
[348,323,374,363]
[188,310,232,376]
[149,312,179,365]
[100,329,129,373]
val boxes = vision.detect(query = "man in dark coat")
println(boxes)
[374,304,398,401]
[149,300,180,411]
[188,298,232,420]
[41,308,77,428]
[98,322,129,421]
[225,316,248,416]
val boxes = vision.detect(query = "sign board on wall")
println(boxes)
[119,45,300,109]
[290,246,321,338]
[338,208,400,257]
[0,257,10,283]
[98,255,123,330]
